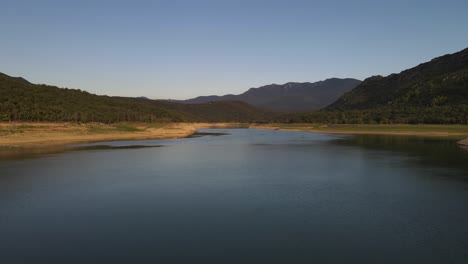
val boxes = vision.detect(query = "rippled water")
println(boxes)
[1,129,468,263]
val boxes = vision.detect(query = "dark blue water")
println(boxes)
[1,129,468,263]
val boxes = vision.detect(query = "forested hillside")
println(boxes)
[328,47,468,111]
[283,48,468,124]
[2,47,467,125]
[0,73,270,123]
[319,48,468,123]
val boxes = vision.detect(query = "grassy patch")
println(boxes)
[86,123,166,134]
[0,127,25,135]
[143,123,166,129]
[114,123,142,132]
[272,123,468,136]
[87,125,115,134]
[14,124,37,129]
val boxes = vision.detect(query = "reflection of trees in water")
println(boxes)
[0,145,162,161]
[331,135,468,175]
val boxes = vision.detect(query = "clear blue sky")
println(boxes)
[1,0,468,99]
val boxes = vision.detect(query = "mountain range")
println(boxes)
[181,78,361,112]
[1,47,467,124]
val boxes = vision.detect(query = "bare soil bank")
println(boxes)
[251,124,468,138]
[2,122,467,149]
[0,122,247,148]
[457,139,468,146]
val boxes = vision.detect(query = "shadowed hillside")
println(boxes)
[284,47,468,124]
[326,48,468,115]
[183,78,361,111]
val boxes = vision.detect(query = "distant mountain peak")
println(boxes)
[0,72,31,84]
[182,78,361,111]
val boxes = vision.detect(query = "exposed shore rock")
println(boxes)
[457,139,468,146]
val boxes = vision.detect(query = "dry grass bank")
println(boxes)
[0,122,248,148]
[2,122,467,149]
[251,123,468,138]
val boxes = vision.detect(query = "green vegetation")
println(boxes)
[86,123,165,134]
[1,47,467,125]
[272,123,468,136]
[280,105,468,124]
[0,127,24,136]
[315,47,468,124]
[0,73,270,123]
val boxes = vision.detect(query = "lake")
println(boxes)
[1,129,468,263]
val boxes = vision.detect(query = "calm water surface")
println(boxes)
[1,129,468,263]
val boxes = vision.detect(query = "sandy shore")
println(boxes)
[2,122,468,149]
[250,124,468,138]
[0,122,247,148]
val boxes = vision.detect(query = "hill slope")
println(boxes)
[327,48,468,111]
[183,78,361,112]
[0,73,270,123]
[281,48,468,124]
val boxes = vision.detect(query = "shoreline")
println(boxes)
[457,139,468,146]
[250,123,468,139]
[1,122,468,149]
[0,122,247,148]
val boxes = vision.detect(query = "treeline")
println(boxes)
[281,105,468,124]
[328,70,468,113]
[310,47,468,124]
[2,58,468,125]
[324,47,468,124]
[0,83,177,123]
[0,73,270,123]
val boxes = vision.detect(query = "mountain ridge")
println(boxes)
[279,46,468,124]
[182,78,361,112]
[327,47,468,112]
[0,72,271,123]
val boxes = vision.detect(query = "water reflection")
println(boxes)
[1,129,468,263]
[0,144,162,160]
[0,131,229,160]
[331,135,468,174]
[187,131,230,138]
